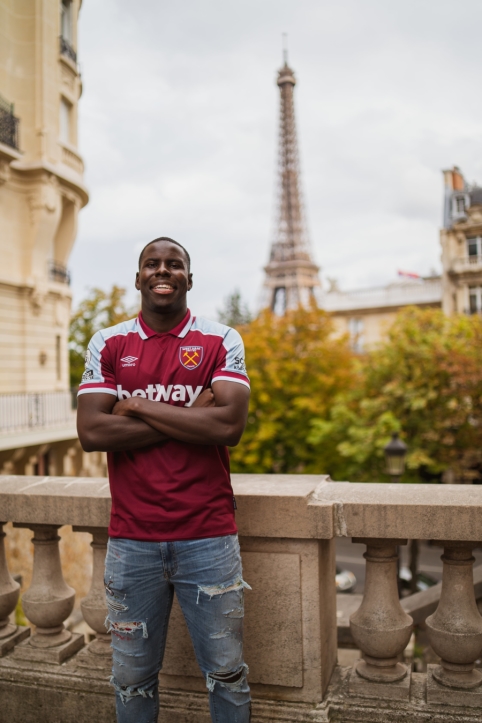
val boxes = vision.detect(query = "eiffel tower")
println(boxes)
[262,49,320,314]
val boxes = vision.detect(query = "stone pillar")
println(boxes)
[74,526,110,662]
[426,541,482,704]
[12,524,84,664]
[0,522,30,655]
[349,538,413,699]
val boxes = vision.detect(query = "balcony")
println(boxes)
[48,260,71,285]
[0,95,19,151]
[0,391,77,454]
[59,36,77,65]
[0,476,481,722]
[0,392,75,434]
[450,255,482,274]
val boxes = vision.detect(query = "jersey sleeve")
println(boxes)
[211,328,250,389]
[77,331,118,397]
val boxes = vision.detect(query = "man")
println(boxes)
[77,237,251,723]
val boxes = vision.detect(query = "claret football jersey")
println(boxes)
[78,310,250,541]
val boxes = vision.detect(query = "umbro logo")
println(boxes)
[121,355,138,367]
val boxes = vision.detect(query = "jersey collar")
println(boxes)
[136,309,193,340]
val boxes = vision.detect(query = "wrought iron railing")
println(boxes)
[0,391,75,433]
[59,36,77,64]
[48,260,71,285]
[0,94,19,150]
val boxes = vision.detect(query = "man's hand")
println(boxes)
[192,388,215,408]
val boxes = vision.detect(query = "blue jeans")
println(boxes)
[104,534,251,723]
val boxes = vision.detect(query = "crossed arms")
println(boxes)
[77,382,250,453]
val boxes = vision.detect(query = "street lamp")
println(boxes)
[384,432,407,483]
[384,432,411,595]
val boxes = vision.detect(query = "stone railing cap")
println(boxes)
[1,476,481,541]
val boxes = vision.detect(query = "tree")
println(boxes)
[308,308,482,483]
[69,286,137,387]
[229,306,355,474]
[217,290,252,328]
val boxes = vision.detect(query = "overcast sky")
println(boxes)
[71,0,482,317]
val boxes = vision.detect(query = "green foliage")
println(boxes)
[308,308,482,483]
[229,306,354,474]
[69,286,137,387]
[217,289,252,328]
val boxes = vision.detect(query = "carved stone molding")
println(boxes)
[0,160,11,186]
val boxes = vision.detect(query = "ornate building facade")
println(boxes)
[0,0,87,394]
[0,1,103,476]
[440,166,482,316]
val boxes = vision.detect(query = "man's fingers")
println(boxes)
[192,388,215,407]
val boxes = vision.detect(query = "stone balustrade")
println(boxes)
[0,475,481,722]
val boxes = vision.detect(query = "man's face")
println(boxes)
[135,241,192,314]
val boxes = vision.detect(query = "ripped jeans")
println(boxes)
[104,534,251,723]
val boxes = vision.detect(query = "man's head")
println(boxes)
[135,237,193,318]
[138,237,191,272]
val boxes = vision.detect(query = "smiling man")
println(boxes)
[77,237,251,723]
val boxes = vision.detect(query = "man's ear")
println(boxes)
[135,272,140,290]
[188,273,193,291]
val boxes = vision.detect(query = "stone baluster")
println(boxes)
[426,541,482,704]
[0,522,30,655]
[12,524,84,664]
[73,526,111,660]
[349,538,413,698]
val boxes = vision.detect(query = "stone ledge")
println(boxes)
[427,665,482,708]
[1,656,482,723]
[2,474,482,541]
[348,662,411,701]
[320,667,482,722]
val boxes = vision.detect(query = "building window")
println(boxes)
[467,236,482,259]
[452,194,470,220]
[59,0,77,62]
[56,335,61,381]
[348,317,364,352]
[61,0,73,43]
[0,94,20,150]
[59,98,71,143]
[468,286,482,315]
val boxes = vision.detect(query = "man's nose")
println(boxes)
[156,262,171,276]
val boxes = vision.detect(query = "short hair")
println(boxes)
[138,237,191,272]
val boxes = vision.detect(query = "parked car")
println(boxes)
[399,566,437,592]
[335,567,357,593]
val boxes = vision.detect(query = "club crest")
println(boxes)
[180,346,203,370]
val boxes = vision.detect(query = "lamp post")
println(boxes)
[384,432,407,484]
[384,432,411,595]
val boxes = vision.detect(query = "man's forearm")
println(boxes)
[114,396,245,447]
[79,413,168,452]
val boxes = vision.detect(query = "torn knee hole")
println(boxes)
[206,663,249,692]
[110,676,156,704]
[107,621,148,639]
[197,578,251,603]
[211,670,244,684]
